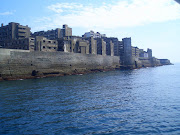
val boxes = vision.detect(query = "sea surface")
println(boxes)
[0,64,180,135]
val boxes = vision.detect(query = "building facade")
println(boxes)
[35,36,58,52]
[58,36,89,54]
[32,24,72,40]
[0,22,31,47]
[132,46,139,58]
[120,38,133,66]
[83,31,106,38]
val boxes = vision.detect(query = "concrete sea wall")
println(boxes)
[0,49,120,80]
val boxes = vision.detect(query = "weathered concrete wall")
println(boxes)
[139,57,162,67]
[0,49,120,80]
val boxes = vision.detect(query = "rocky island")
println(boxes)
[0,22,171,81]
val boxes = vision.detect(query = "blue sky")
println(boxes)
[1,0,180,63]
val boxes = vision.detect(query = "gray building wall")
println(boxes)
[0,22,31,47]
[57,36,89,54]
[122,37,133,66]
[1,37,35,51]
[147,48,152,58]
[96,38,106,56]
[32,24,72,40]
[35,36,58,52]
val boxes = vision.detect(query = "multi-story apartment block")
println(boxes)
[58,36,89,54]
[0,22,31,47]
[83,31,106,38]
[102,37,118,56]
[84,37,97,55]
[120,38,133,66]
[95,38,106,56]
[2,37,35,51]
[147,48,152,58]
[35,36,58,52]
[62,24,72,37]
[32,24,72,40]
[132,46,139,58]
[139,49,149,58]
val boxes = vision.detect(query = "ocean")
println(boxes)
[0,64,180,135]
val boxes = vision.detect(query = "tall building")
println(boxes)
[0,22,31,47]
[58,36,89,54]
[95,38,106,56]
[62,24,72,37]
[103,37,118,56]
[32,28,61,40]
[32,24,72,40]
[121,37,133,66]
[35,36,58,52]
[84,37,97,55]
[147,48,152,58]
[132,46,139,58]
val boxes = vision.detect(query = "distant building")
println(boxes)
[2,37,35,51]
[32,28,61,40]
[95,38,106,56]
[139,48,151,58]
[35,36,58,52]
[120,37,133,66]
[158,59,171,65]
[82,31,106,38]
[32,24,72,40]
[58,36,89,54]
[0,22,31,47]
[62,24,72,37]
[102,37,117,56]
[84,37,97,55]
[132,46,139,58]
[147,48,152,58]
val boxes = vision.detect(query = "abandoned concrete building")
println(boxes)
[35,36,58,52]
[2,37,35,51]
[84,37,97,55]
[0,22,31,47]
[0,22,158,67]
[32,24,72,40]
[132,47,139,58]
[57,36,89,54]
[95,38,106,56]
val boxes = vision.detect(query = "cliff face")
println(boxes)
[0,49,120,80]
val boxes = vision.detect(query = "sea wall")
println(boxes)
[0,49,120,80]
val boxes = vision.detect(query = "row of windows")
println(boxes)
[42,46,57,50]
[43,40,56,44]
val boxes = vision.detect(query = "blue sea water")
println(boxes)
[0,64,180,135]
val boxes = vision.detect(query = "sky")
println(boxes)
[0,0,180,63]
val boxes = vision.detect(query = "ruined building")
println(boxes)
[57,36,89,54]
[0,22,31,48]
[35,36,58,52]
[31,24,72,40]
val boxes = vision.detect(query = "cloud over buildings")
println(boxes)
[34,0,180,31]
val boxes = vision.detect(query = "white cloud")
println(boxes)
[35,0,180,31]
[0,11,14,16]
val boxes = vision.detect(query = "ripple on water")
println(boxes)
[0,65,180,134]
